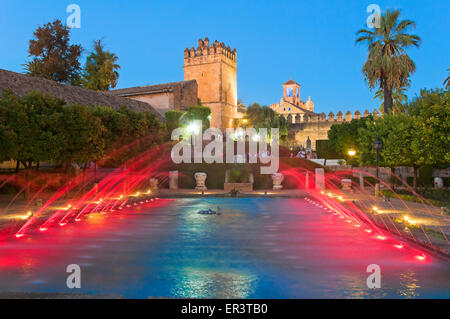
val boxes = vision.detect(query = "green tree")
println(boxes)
[24,20,83,85]
[0,90,20,163]
[327,116,373,164]
[21,91,65,167]
[82,40,120,91]
[0,90,65,169]
[358,89,449,188]
[93,106,129,152]
[408,89,450,167]
[444,68,450,90]
[165,110,184,133]
[57,104,105,168]
[243,103,288,139]
[375,86,408,114]
[356,9,420,114]
[179,105,211,130]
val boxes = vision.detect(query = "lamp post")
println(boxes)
[373,137,383,196]
[347,149,356,191]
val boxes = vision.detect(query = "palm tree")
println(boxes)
[82,40,120,91]
[375,86,408,114]
[356,9,420,114]
[444,68,450,90]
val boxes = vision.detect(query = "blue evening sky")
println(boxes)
[0,0,448,114]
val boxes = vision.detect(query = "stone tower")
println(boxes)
[183,38,237,130]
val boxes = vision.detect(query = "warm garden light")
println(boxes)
[394,244,404,249]
[186,122,200,134]
[21,211,33,220]
[348,150,356,156]
[415,254,426,261]
[403,215,417,224]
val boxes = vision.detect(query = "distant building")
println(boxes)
[270,78,379,149]
[270,78,316,124]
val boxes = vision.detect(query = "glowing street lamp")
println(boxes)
[348,149,356,157]
[186,122,200,135]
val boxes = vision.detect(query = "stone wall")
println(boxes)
[288,109,380,149]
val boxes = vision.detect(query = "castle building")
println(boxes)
[112,38,237,130]
[184,38,238,130]
[270,78,379,149]
[270,78,316,124]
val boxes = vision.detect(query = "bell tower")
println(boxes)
[183,38,237,130]
[283,78,301,106]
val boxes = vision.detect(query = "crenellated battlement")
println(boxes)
[283,109,380,124]
[184,38,237,65]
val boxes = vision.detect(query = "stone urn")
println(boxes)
[272,173,284,190]
[194,172,208,191]
[149,178,159,194]
[341,179,352,190]
[169,171,178,190]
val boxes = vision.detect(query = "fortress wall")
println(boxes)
[287,109,380,149]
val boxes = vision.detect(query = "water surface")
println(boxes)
[1,198,449,298]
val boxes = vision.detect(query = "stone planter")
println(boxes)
[194,172,208,190]
[272,173,284,190]
[224,183,253,192]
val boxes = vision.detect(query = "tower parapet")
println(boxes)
[282,109,381,124]
[184,38,237,66]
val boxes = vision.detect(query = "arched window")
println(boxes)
[283,107,286,111]
[288,107,291,111]
[296,87,299,97]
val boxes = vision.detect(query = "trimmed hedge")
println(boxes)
[157,157,323,190]
[316,139,343,159]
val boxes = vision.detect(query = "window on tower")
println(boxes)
[286,87,293,97]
